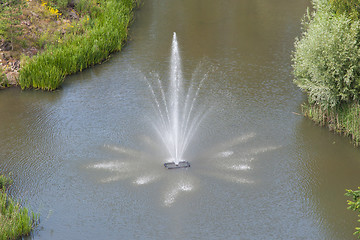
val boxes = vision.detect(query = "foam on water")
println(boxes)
[229,164,251,171]
[134,175,158,185]
[101,175,125,183]
[164,181,193,207]
[90,161,128,172]
[105,145,142,158]
[247,146,281,155]
[216,151,234,158]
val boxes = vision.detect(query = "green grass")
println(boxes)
[0,175,12,189]
[0,174,38,240]
[302,101,360,146]
[19,0,139,90]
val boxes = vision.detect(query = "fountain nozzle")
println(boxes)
[164,161,190,169]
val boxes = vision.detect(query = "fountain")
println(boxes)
[147,32,208,169]
[87,33,281,206]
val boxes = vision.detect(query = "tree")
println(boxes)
[293,0,360,109]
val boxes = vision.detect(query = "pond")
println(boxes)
[0,0,359,239]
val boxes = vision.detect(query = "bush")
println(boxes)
[293,0,360,109]
[329,0,360,19]
[345,187,360,238]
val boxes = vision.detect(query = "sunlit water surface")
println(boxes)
[0,0,360,239]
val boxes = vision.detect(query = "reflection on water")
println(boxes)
[88,133,280,207]
[0,0,359,239]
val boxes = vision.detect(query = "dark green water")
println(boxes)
[1,0,359,239]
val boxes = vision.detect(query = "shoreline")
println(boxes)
[0,0,140,91]
[293,0,360,147]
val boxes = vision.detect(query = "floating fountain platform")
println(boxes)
[164,161,190,169]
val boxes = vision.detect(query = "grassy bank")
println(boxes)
[0,0,139,90]
[0,174,38,240]
[302,101,360,146]
[19,0,139,90]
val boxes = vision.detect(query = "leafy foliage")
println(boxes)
[330,0,360,19]
[345,187,360,238]
[293,0,360,109]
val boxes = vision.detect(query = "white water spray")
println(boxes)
[147,32,208,166]
[170,32,182,164]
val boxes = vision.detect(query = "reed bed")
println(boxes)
[302,102,360,146]
[19,0,139,90]
[0,175,38,240]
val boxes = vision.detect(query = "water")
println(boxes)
[0,0,360,239]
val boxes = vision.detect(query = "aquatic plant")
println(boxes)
[302,101,360,145]
[0,175,12,189]
[0,174,38,240]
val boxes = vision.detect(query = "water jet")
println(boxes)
[147,32,208,169]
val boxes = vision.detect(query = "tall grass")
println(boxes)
[0,175,12,189]
[302,101,360,145]
[19,0,140,90]
[0,174,38,240]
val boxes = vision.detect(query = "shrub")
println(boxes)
[329,0,360,19]
[345,187,360,238]
[293,0,360,109]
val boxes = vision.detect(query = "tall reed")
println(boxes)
[0,174,38,240]
[302,101,360,146]
[19,0,140,90]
